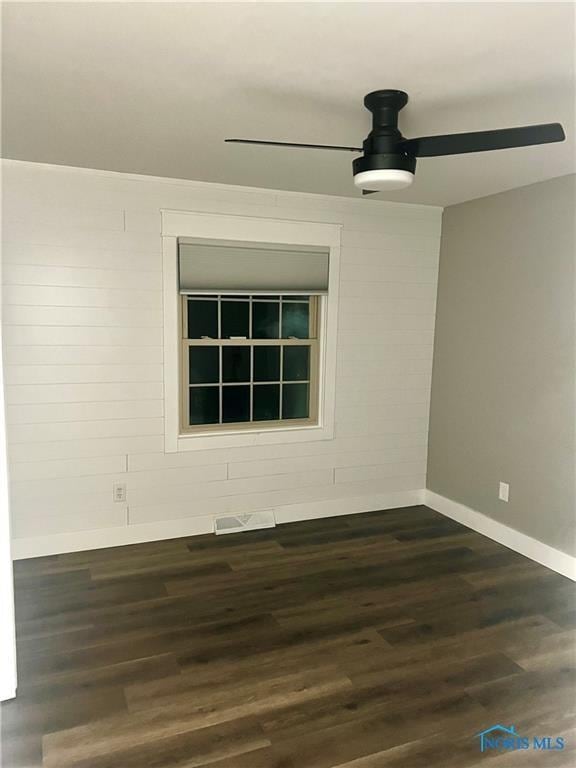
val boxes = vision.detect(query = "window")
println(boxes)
[181,295,319,432]
[161,210,340,452]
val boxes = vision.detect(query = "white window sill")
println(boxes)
[175,422,334,452]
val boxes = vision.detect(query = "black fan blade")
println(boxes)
[402,123,565,158]
[225,139,362,152]
[362,189,378,196]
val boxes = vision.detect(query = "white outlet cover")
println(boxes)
[499,482,510,502]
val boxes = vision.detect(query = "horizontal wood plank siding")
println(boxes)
[2,160,441,551]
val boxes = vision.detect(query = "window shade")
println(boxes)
[178,239,330,295]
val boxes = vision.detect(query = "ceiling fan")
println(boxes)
[225,90,566,194]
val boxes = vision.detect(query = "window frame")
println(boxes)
[180,295,320,434]
[162,210,341,453]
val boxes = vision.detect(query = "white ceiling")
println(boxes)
[2,2,574,206]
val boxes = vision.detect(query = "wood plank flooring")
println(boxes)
[1,505,575,767]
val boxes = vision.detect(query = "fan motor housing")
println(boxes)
[354,89,416,177]
[352,152,416,176]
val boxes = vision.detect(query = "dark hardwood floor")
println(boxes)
[1,505,575,767]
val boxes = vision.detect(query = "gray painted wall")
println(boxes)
[428,174,575,556]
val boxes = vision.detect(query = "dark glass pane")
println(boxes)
[282,303,309,338]
[255,295,277,300]
[222,385,250,423]
[221,301,249,338]
[188,347,219,384]
[253,385,280,421]
[282,296,309,302]
[189,386,219,425]
[252,302,279,339]
[253,346,280,382]
[283,346,310,381]
[282,383,309,419]
[223,346,250,382]
[187,299,218,339]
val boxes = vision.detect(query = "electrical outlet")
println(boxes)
[499,482,509,502]
[113,482,127,503]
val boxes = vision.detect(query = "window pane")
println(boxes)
[253,384,280,421]
[282,302,309,338]
[189,386,219,425]
[252,302,279,339]
[222,385,250,423]
[189,347,219,384]
[282,296,310,302]
[223,346,250,382]
[253,346,280,381]
[282,383,309,419]
[283,346,310,381]
[221,301,249,338]
[187,299,218,339]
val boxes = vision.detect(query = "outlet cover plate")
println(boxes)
[113,482,127,503]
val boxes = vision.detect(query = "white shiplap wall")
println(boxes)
[1,161,442,558]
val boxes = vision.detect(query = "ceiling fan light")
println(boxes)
[353,169,414,191]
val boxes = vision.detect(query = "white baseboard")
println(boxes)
[12,489,574,582]
[11,489,425,560]
[10,515,215,560]
[12,489,576,581]
[425,490,576,581]
[276,489,424,525]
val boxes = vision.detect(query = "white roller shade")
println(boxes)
[178,238,330,295]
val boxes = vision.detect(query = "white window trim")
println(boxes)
[161,209,341,453]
